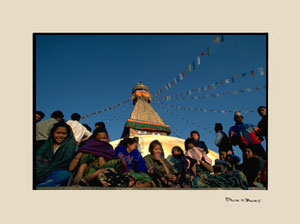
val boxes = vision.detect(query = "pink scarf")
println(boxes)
[185,147,212,168]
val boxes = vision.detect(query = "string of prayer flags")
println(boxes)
[152,35,225,97]
[153,84,266,102]
[82,99,130,119]
[159,101,258,114]
[153,102,213,134]
[153,66,265,99]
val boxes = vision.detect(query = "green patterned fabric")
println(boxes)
[191,170,248,189]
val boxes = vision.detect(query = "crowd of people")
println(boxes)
[34,106,267,189]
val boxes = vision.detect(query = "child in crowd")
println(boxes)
[167,146,187,173]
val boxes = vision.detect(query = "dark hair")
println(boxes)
[171,146,184,156]
[82,124,92,132]
[92,127,108,139]
[95,122,105,128]
[184,138,197,151]
[257,106,266,115]
[50,121,71,140]
[190,130,200,137]
[214,123,223,131]
[127,138,138,146]
[36,111,45,119]
[50,110,64,119]
[149,140,162,154]
[234,115,244,122]
[71,113,81,121]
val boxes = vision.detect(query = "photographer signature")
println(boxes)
[225,197,261,203]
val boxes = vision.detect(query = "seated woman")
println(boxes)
[184,138,248,189]
[184,138,213,175]
[68,127,115,185]
[144,140,179,188]
[242,146,266,187]
[36,121,77,187]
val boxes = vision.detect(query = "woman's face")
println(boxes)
[152,145,162,157]
[127,142,138,151]
[53,127,68,144]
[95,132,108,142]
[245,148,254,159]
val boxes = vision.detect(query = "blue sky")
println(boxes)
[36,34,267,161]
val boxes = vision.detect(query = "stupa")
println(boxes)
[121,82,171,138]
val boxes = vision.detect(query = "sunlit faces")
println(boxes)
[127,142,138,151]
[191,133,199,141]
[219,151,227,161]
[259,107,267,117]
[53,127,68,144]
[245,148,254,159]
[95,132,108,142]
[152,145,162,157]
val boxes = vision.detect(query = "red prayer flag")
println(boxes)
[201,52,205,56]
[251,70,255,76]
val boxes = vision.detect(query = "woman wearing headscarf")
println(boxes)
[35,122,77,187]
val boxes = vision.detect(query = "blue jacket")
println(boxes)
[114,145,147,172]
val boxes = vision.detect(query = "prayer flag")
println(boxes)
[198,88,201,93]
[233,90,238,95]
[213,36,220,44]
[225,79,230,84]
[246,88,252,92]
[240,90,244,93]
[182,71,186,77]
[254,86,260,90]
[189,64,192,72]
[197,56,200,65]
[192,61,196,69]
[241,73,247,77]
[204,86,207,91]
[236,74,241,78]
[231,78,234,83]
[251,70,255,76]
[212,83,216,88]
[216,93,220,97]
[221,81,224,86]
[179,73,183,80]
[207,46,211,56]
[201,52,205,56]
[165,85,168,90]
[258,67,264,75]
[208,85,211,90]
[174,77,177,84]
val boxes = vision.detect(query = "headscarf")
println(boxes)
[78,138,115,160]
